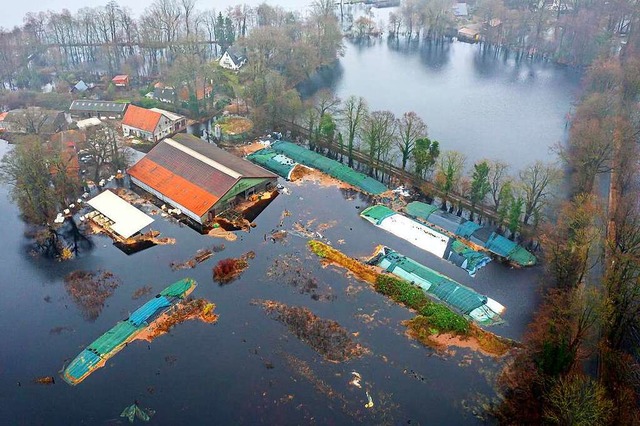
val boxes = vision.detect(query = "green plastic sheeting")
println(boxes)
[161,278,196,298]
[246,148,296,179]
[455,221,482,239]
[121,403,154,423]
[360,205,396,225]
[507,245,537,267]
[405,201,438,221]
[270,141,388,194]
[373,247,503,325]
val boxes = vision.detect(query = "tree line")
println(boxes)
[493,38,640,426]
[265,89,561,235]
[0,0,342,91]
[387,0,636,67]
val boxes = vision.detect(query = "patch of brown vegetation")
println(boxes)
[33,376,55,385]
[258,300,368,362]
[292,168,352,189]
[307,240,379,285]
[212,251,254,284]
[136,299,218,342]
[218,116,253,135]
[266,253,335,301]
[64,270,121,321]
[288,164,312,181]
[132,285,153,300]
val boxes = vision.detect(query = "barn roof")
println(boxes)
[127,134,276,217]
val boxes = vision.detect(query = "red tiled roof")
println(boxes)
[112,75,129,84]
[128,157,219,216]
[51,130,86,148]
[122,105,162,133]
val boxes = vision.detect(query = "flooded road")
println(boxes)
[0,139,545,424]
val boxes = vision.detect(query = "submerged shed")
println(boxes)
[87,190,154,239]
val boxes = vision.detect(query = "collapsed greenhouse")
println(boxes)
[360,205,491,277]
[369,247,505,325]
[260,141,388,194]
[62,278,197,385]
[245,148,309,180]
[404,201,536,267]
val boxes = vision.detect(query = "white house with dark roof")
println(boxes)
[219,47,247,71]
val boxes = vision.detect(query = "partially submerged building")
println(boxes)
[86,190,155,240]
[370,247,505,325]
[361,205,491,276]
[121,105,186,142]
[127,134,277,227]
[405,201,536,266]
[69,100,129,119]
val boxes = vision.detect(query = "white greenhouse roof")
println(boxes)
[87,190,154,238]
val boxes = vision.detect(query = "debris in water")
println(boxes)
[212,251,254,284]
[365,391,374,408]
[120,402,155,423]
[170,247,214,270]
[349,371,362,388]
[33,376,55,385]
[257,300,368,362]
[64,270,121,321]
[131,285,153,300]
[207,227,237,241]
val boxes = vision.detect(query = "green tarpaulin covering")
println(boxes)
[270,141,388,194]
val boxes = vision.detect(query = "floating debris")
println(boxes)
[120,402,155,423]
[212,251,254,284]
[365,391,374,408]
[170,248,214,270]
[64,270,121,321]
[349,371,362,388]
[207,227,237,241]
[131,285,153,300]
[33,376,55,385]
[257,300,368,362]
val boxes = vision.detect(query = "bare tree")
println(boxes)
[519,161,561,225]
[340,96,367,168]
[396,111,427,170]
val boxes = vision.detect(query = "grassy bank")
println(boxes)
[307,240,514,356]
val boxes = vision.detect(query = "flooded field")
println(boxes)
[0,140,544,424]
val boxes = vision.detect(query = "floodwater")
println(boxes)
[0,138,545,424]
[331,38,579,171]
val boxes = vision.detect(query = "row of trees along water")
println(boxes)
[387,0,635,66]
[493,43,640,426]
[276,90,560,239]
[0,0,342,91]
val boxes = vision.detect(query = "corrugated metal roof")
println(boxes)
[122,105,162,133]
[172,134,277,179]
[144,142,237,198]
[70,100,128,113]
[87,190,154,238]
[128,157,220,216]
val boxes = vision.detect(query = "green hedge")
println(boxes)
[375,274,469,335]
